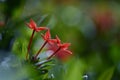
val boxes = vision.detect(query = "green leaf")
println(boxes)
[98,67,115,80]
[62,58,86,80]
[12,37,27,59]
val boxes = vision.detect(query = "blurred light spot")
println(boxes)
[51,74,55,78]
[79,16,96,39]
[83,75,88,80]
[46,50,54,57]
[61,6,82,26]
[0,0,6,2]
[1,57,10,69]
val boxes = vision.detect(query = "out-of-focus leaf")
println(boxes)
[12,37,27,59]
[98,67,115,80]
[63,58,86,80]
[110,42,120,63]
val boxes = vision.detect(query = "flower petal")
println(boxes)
[35,27,48,32]
[55,49,72,61]
[45,30,51,39]
[48,39,57,44]
[41,30,51,41]
[30,19,37,29]
[60,43,71,50]
[64,49,72,54]
[26,23,33,29]
[55,35,61,44]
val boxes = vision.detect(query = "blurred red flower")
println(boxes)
[41,30,57,44]
[91,9,114,31]
[26,19,48,60]
[0,22,4,27]
[34,30,56,59]
[26,19,47,32]
[47,36,72,61]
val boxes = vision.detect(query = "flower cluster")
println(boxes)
[26,19,72,62]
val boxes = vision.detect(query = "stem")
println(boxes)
[34,40,48,60]
[26,30,35,60]
[47,47,61,60]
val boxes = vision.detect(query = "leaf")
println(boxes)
[62,58,86,80]
[12,37,27,59]
[98,67,115,80]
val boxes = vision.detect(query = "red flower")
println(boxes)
[0,21,4,27]
[55,35,71,49]
[54,35,61,44]
[47,36,72,61]
[34,30,56,59]
[41,30,56,44]
[91,9,114,31]
[26,19,48,60]
[26,19,48,32]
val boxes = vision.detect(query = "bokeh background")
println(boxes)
[0,0,120,80]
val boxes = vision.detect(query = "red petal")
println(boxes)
[26,23,33,29]
[55,35,61,44]
[45,30,51,39]
[64,50,72,54]
[30,19,37,29]
[48,39,57,44]
[35,27,48,32]
[56,49,72,61]
[37,27,48,30]
[41,30,51,41]
[61,43,71,50]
